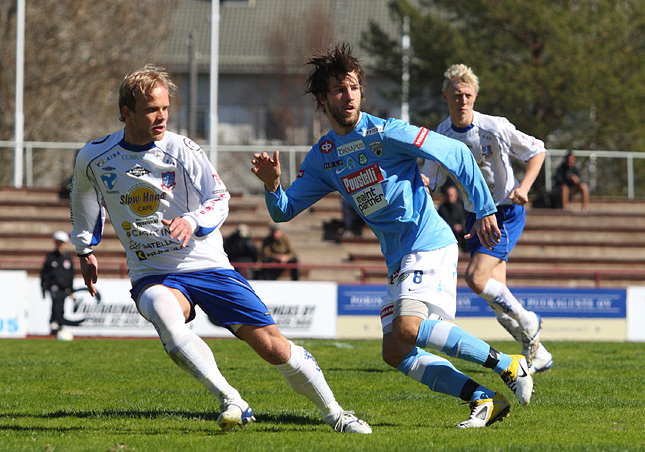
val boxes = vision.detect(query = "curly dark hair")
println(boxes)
[304,43,366,112]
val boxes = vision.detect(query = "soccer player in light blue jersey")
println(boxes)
[252,44,534,428]
[423,64,554,374]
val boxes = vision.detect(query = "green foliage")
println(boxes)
[362,0,645,151]
[0,338,644,451]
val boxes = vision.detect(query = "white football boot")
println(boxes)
[325,410,372,434]
[217,397,256,430]
[457,392,510,428]
[500,355,534,406]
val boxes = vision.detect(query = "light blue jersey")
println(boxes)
[264,113,496,275]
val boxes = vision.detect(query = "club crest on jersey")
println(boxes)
[369,141,383,157]
[320,140,334,154]
[161,171,176,190]
[127,164,151,178]
[481,145,493,158]
[337,140,366,156]
[358,153,369,165]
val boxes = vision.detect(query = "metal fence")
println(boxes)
[1,141,644,198]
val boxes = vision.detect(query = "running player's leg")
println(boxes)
[193,269,370,433]
[386,246,533,407]
[136,284,249,416]
[464,206,544,360]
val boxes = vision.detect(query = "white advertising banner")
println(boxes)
[191,281,338,339]
[627,286,645,342]
[27,278,337,339]
[0,271,29,338]
[28,277,157,337]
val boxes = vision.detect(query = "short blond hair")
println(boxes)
[442,64,480,94]
[118,64,177,122]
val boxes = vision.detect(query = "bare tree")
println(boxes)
[0,0,176,187]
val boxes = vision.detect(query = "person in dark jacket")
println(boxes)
[223,224,259,279]
[40,231,75,334]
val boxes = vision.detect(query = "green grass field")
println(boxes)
[0,337,643,451]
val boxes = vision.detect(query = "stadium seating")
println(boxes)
[1,187,643,287]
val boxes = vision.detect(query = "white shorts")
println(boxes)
[380,244,458,333]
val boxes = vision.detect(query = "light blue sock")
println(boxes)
[416,318,512,375]
[397,347,494,401]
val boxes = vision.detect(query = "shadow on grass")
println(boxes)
[0,409,323,433]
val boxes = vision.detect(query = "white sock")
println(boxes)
[480,278,533,330]
[274,341,341,419]
[489,304,521,341]
[138,285,240,403]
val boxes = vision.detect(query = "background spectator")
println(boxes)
[259,224,299,280]
[40,231,75,336]
[341,197,364,238]
[554,152,589,212]
[223,224,259,279]
[437,184,468,253]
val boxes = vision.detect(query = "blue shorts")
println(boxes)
[465,204,525,261]
[130,269,275,328]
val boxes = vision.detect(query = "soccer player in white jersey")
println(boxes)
[422,64,554,374]
[251,44,534,428]
[70,65,371,434]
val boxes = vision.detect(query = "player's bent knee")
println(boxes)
[238,324,291,365]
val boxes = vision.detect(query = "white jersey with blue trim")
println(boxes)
[423,111,546,212]
[264,112,497,275]
[70,129,233,282]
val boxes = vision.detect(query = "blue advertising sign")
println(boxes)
[338,285,626,319]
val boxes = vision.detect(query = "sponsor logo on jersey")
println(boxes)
[320,140,334,154]
[297,169,305,178]
[341,164,383,194]
[122,221,131,238]
[363,125,384,136]
[481,144,492,158]
[161,171,176,190]
[120,184,165,217]
[358,153,369,166]
[353,184,387,216]
[127,164,151,178]
[136,250,147,261]
[101,166,116,171]
[369,141,383,157]
[346,157,355,170]
[389,267,401,285]
[337,140,366,156]
[101,173,117,190]
[323,159,344,170]
[414,127,429,147]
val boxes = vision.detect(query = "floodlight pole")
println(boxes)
[401,16,410,124]
[209,0,220,167]
[14,0,25,188]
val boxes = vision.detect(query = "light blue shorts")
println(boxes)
[130,269,275,328]
[465,204,525,261]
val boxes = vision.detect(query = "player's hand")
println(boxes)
[251,150,281,192]
[162,217,192,248]
[465,214,501,250]
[509,187,529,205]
[79,253,99,297]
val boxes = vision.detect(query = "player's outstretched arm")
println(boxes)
[251,150,281,192]
[79,253,99,297]
[465,214,501,250]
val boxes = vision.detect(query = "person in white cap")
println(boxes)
[40,231,75,335]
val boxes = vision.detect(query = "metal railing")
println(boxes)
[1,141,643,198]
